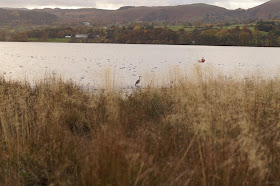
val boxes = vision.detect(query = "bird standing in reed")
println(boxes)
[135,76,141,87]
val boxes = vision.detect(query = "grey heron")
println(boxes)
[135,76,141,86]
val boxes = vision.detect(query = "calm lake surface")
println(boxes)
[0,42,279,88]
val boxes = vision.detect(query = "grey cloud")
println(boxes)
[213,0,268,9]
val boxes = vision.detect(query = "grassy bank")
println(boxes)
[27,38,71,43]
[0,68,280,185]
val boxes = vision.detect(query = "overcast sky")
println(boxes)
[0,0,270,10]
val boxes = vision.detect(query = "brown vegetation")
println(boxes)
[0,66,280,185]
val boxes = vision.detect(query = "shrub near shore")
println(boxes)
[0,70,280,185]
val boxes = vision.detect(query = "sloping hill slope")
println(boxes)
[246,0,280,19]
[2,0,280,26]
[0,8,57,26]
[37,4,228,23]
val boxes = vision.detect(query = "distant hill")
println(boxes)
[0,8,57,26]
[245,0,280,19]
[36,1,280,24]
[1,0,280,27]
[36,4,228,24]
[1,7,28,11]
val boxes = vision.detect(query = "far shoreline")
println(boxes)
[0,40,279,48]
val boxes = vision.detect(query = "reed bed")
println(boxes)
[0,65,280,186]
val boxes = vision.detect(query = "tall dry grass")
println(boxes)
[0,66,280,186]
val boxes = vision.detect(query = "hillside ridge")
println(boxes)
[0,1,279,26]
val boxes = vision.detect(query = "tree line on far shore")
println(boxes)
[1,21,280,47]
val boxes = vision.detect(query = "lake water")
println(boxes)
[0,42,279,89]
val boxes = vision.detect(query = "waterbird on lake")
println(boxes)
[135,76,141,86]
[198,57,205,63]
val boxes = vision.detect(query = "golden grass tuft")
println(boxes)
[0,66,280,185]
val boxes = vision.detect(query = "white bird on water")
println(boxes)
[135,76,141,87]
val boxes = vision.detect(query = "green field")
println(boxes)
[156,24,268,36]
[47,38,71,42]
[28,38,71,42]
[155,25,195,32]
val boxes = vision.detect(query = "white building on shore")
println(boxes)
[75,34,88,39]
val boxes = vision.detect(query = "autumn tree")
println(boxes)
[41,30,48,41]
[215,29,230,45]
[201,29,217,45]
[277,36,280,46]
[13,32,28,42]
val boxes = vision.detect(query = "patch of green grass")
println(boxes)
[27,38,71,42]
[47,38,71,42]
[260,31,268,36]
[27,38,40,42]
[183,26,196,31]
[155,25,195,32]
[157,23,259,33]
[168,25,185,31]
